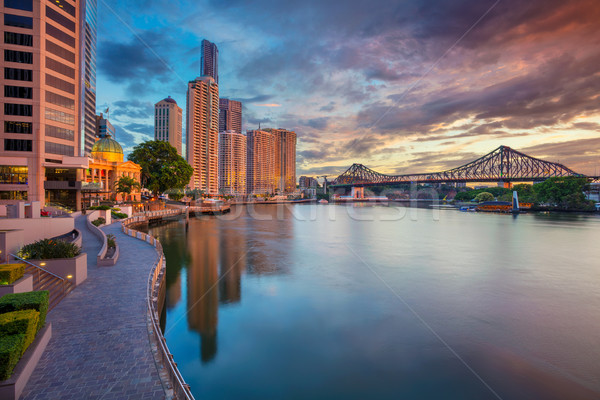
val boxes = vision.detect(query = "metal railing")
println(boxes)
[121,215,195,400]
[9,253,74,311]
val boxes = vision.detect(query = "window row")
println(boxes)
[5,0,33,12]
[5,121,33,134]
[46,74,74,94]
[5,67,33,81]
[0,165,28,185]
[46,124,74,141]
[46,39,75,63]
[46,23,75,48]
[5,103,32,116]
[45,141,74,156]
[46,91,74,110]
[46,6,75,32]
[4,49,33,64]
[47,0,75,17]
[4,139,32,152]
[5,85,33,99]
[4,32,33,47]
[4,14,33,29]
[0,191,28,200]
[45,107,74,125]
[46,56,75,79]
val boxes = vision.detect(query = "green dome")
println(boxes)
[91,136,123,154]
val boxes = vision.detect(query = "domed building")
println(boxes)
[85,120,142,203]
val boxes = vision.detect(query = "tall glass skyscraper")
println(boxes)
[82,0,97,155]
[200,39,218,84]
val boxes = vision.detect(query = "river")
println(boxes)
[148,204,600,400]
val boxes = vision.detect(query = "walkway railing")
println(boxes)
[9,253,74,311]
[121,214,194,400]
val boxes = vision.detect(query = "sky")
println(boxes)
[96,0,600,178]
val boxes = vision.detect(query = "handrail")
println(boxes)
[10,253,67,282]
[121,214,195,400]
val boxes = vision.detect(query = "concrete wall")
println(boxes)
[0,217,75,256]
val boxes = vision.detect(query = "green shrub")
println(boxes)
[88,205,111,210]
[92,217,106,227]
[106,234,116,248]
[111,212,127,219]
[17,239,81,260]
[0,291,49,332]
[0,334,25,380]
[0,264,25,285]
[0,310,39,355]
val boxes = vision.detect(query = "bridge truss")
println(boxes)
[332,145,591,187]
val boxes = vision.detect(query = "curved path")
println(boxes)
[21,215,166,400]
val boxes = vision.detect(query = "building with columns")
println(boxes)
[218,130,246,196]
[154,96,183,155]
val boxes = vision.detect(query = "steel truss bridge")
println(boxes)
[331,145,598,188]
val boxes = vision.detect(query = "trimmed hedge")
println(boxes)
[17,239,81,260]
[0,334,25,381]
[88,205,111,210]
[0,291,49,332]
[92,217,106,227]
[111,212,128,219]
[0,264,25,285]
[0,310,39,355]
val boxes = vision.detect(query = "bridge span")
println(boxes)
[331,145,599,188]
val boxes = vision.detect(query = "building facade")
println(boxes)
[0,0,90,209]
[246,130,275,195]
[218,98,241,133]
[200,39,218,84]
[154,96,182,155]
[265,128,297,193]
[95,113,114,137]
[218,130,246,196]
[81,0,96,155]
[186,76,219,194]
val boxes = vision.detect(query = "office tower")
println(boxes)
[218,130,246,196]
[1,0,88,209]
[219,98,242,133]
[95,113,114,138]
[154,96,183,155]
[246,130,275,195]
[264,128,297,193]
[186,76,219,194]
[82,0,97,155]
[200,39,218,84]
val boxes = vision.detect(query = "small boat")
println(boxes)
[319,199,329,204]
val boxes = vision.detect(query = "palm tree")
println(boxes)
[114,176,141,202]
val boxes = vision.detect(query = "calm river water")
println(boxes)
[149,204,600,400]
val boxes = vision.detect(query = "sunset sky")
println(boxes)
[96,0,600,177]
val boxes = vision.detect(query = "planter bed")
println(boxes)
[0,275,33,297]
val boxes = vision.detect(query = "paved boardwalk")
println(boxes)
[21,216,166,400]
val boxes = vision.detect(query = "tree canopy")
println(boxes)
[474,192,495,203]
[128,141,193,196]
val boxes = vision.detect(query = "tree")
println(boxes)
[474,192,494,202]
[114,176,141,201]
[128,141,193,197]
[534,177,592,210]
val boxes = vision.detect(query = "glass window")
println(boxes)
[4,49,33,64]
[45,6,75,32]
[46,91,74,110]
[46,57,75,79]
[4,14,33,29]
[4,32,33,46]
[46,24,75,47]
[45,39,75,63]
[5,0,33,12]
[0,191,28,200]
[4,103,33,116]
[46,124,74,140]
[4,85,33,99]
[4,139,32,152]
[46,74,74,94]
[45,141,74,156]
[4,67,33,81]
[0,165,28,184]
[47,0,75,17]
[45,107,75,124]
[5,121,33,134]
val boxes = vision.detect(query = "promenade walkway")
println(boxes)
[20,215,166,400]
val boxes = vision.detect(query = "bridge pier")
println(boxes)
[351,187,364,199]
[498,181,512,189]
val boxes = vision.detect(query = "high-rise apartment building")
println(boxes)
[1,0,89,209]
[200,39,218,84]
[154,96,183,155]
[246,130,275,195]
[82,0,96,155]
[218,130,246,196]
[219,98,241,133]
[265,128,297,193]
[95,113,114,138]
[186,76,219,194]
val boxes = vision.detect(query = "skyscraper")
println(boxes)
[265,128,297,193]
[246,130,275,195]
[218,130,246,196]
[154,96,183,155]
[200,39,218,84]
[186,76,219,194]
[219,98,242,133]
[82,0,97,155]
[1,0,89,209]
